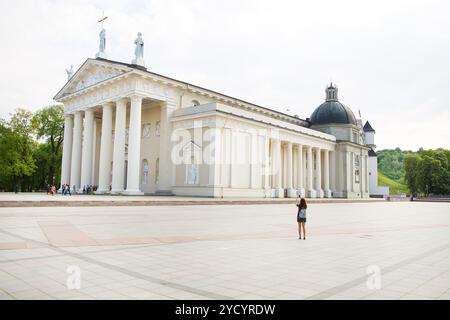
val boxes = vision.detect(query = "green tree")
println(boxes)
[32,105,64,186]
[403,154,420,194]
[0,109,37,191]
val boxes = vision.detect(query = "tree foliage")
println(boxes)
[403,149,450,196]
[0,106,64,192]
[32,105,64,185]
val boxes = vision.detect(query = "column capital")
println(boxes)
[129,94,144,103]
[163,99,178,109]
[115,97,128,105]
[101,101,114,108]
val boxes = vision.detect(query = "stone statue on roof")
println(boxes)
[65,65,74,80]
[96,28,107,59]
[132,32,146,67]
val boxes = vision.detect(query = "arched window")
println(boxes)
[192,100,200,107]
[142,159,149,185]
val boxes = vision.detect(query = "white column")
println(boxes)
[330,150,336,193]
[97,103,114,193]
[60,114,73,187]
[351,152,355,193]
[124,95,143,195]
[297,144,305,197]
[80,109,95,190]
[93,118,102,186]
[220,128,230,188]
[306,145,316,198]
[229,130,235,188]
[208,127,222,189]
[324,150,331,197]
[274,139,283,198]
[249,131,259,189]
[286,142,296,197]
[282,145,287,188]
[293,146,298,189]
[365,155,369,194]
[111,98,127,193]
[345,151,352,197]
[156,101,176,194]
[264,135,271,197]
[91,119,98,185]
[70,111,83,191]
[315,148,323,198]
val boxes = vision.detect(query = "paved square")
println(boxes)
[0,201,449,300]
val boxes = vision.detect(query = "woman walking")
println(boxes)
[296,196,307,240]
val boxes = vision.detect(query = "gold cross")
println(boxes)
[98,11,108,28]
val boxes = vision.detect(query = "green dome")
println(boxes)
[310,101,356,125]
[310,84,357,126]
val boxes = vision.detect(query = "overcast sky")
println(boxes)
[0,0,449,150]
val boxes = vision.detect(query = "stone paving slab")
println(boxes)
[0,202,449,300]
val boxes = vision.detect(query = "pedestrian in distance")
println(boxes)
[296,196,308,240]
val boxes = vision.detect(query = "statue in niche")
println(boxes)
[155,121,160,136]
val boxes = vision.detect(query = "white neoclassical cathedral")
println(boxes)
[56,30,384,198]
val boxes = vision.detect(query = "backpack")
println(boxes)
[298,208,306,219]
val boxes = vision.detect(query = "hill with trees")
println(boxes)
[377,148,449,196]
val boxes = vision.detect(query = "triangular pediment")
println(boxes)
[54,58,133,100]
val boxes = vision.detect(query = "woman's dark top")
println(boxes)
[296,203,307,223]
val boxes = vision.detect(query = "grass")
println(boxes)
[378,172,409,195]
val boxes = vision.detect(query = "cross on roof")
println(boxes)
[98,11,108,28]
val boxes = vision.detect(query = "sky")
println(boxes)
[0,0,449,151]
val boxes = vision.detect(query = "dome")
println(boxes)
[309,84,357,126]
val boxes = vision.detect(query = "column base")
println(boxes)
[95,189,110,195]
[324,189,332,198]
[110,189,125,195]
[297,188,305,198]
[123,189,144,196]
[155,190,174,196]
[316,189,324,198]
[275,188,284,198]
[307,189,316,198]
[287,188,297,198]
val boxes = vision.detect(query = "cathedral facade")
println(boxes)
[56,42,374,198]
